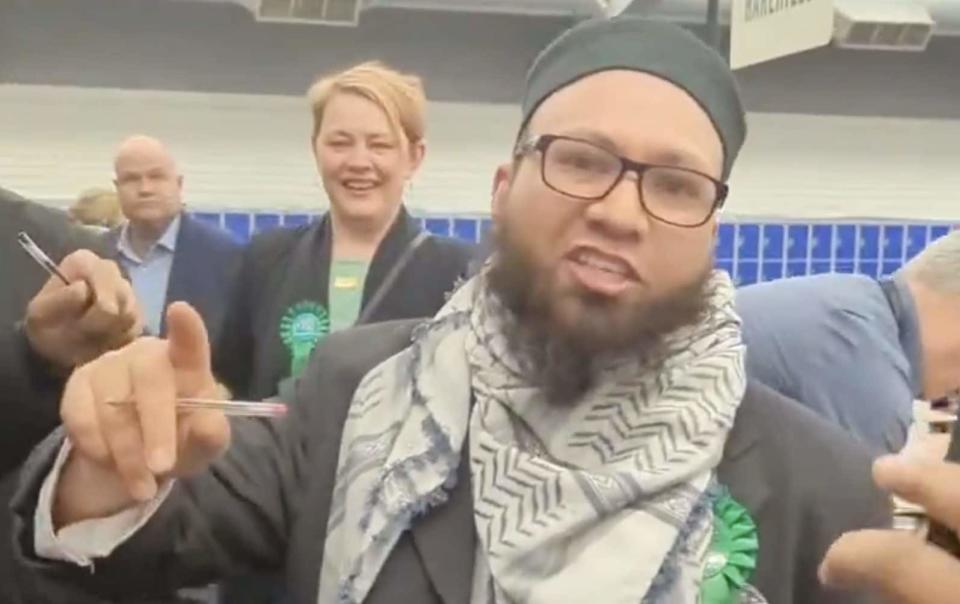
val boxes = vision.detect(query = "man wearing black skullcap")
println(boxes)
[12,18,886,604]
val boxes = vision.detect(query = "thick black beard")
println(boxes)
[486,223,712,407]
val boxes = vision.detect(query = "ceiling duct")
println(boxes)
[628,0,958,37]
[833,0,935,50]
[184,0,960,38]
[256,0,361,25]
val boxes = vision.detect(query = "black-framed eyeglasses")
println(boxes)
[516,134,729,228]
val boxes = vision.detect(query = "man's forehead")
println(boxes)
[525,71,723,173]
[115,151,177,174]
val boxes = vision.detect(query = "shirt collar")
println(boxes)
[117,213,182,262]
[882,274,923,396]
[157,213,182,252]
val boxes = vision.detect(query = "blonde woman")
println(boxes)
[213,61,473,604]
[214,62,474,397]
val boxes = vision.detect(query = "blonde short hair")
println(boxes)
[307,61,426,146]
[69,187,124,228]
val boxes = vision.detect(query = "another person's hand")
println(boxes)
[820,455,960,603]
[54,302,229,527]
[24,249,142,368]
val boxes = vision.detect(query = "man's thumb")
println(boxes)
[166,302,212,379]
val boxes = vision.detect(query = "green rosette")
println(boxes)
[700,490,759,604]
[279,301,330,378]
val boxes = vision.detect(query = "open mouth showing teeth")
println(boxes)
[571,248,635,279]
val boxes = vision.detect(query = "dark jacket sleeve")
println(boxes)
[11,389,307,598]
[722,382,890,604]
[0,192,110,478]
[0,324,66,478]
[8,321,414,600]
[792,427,890,604]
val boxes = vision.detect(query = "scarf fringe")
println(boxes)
[642,485,720,603]
[358,413,460,532]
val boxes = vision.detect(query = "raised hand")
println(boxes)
[54,302,229,527]
[821,455,960,604]
[25,249,142,368]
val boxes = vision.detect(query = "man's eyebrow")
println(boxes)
[555,128,712,173]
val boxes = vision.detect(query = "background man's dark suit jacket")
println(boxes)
[12,319,889,604]
[104,212,241,343]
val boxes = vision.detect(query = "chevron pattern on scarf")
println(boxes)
[467,271,746,603]
[471,441,567,556]
[316,270,749,604]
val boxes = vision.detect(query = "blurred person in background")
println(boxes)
[109,135,241,342]
[215,59,474,604]
[737,230,960,453]
[68,187,125,232]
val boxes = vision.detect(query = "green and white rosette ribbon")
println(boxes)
[700,490,760,604]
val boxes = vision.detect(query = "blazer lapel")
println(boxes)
[410,443,477,604]
[361,207,418,309]
[273,215,333,313]
[296,214,333,309]
[717,385,771,517]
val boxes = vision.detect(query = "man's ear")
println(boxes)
[491,163,513,223]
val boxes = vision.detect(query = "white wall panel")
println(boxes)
[0,84,957,220]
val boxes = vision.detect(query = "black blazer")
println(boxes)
[104,212,242,342]
[212,207,475,401]
[12,320,889,604]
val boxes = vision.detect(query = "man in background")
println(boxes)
[737,230,960,453]
[109,135,241,342]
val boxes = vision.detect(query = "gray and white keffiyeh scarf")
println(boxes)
[318,270,747,604]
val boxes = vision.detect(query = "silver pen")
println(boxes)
[17,231,70,285]
[107,397,289,418]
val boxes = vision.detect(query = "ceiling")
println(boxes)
[369,0,603,16]
[212,0,606,17]
[192,0,960,34]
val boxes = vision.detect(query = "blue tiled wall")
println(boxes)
[192,211,956,287]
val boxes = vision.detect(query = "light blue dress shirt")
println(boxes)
[116,215,181,336]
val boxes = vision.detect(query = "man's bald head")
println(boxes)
[113,135,184,234]
[114,135,179,175]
